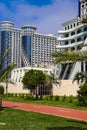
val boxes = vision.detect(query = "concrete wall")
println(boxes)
[0,82,29,94]
[0,80,79,96]
[53,80,79,96]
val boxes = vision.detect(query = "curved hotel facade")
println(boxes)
[57,0,87,79]
[57,18,87,79]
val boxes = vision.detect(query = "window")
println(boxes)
[77,29,81,34]
[71,39,75,43]
[84,27,87,31]
[71,31,75,36]
[77,37,82,42]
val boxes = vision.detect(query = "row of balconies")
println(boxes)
[64,27,87,38]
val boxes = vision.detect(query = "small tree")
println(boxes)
[22,69,46,98]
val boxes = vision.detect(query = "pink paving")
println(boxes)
[2,101,87,122]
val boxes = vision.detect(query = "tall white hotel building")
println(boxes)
[57,0,87,80]
[0,22,58,69]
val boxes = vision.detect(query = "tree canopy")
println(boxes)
[22,69,46,95]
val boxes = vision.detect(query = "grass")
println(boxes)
[0,107,87,130]
[3,96,87,110]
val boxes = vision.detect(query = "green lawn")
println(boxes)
[0,108,87,130]
[3,96,87,110]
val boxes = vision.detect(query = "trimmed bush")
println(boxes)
[44,95,49,100]
[48,95,53,100]
[54,95,60,101]
[68,95,74,103]
[62,95,67,102]
[14,93,18,97]
[25,94,32,100]
[77,84,87,106]
[0,85,4,95]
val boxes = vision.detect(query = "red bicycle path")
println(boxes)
[2,101,87,122]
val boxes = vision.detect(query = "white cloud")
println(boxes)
[0,0,78,35]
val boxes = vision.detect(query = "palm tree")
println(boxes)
[52,50,87,64]
[72,72,87,86]
[52,50,87,85]
[0,49,16,92]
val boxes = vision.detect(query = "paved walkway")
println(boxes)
[2,101,87,122]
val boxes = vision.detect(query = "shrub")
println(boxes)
[0,85,4,95]
[25,94,32,100]
[68,95,74,103]
[62,95,67,102]
[14,93,18,97]
[77,84,87,106]
[44,95,49,100]
[44,95,53,100]
[48,95,53,100]
[54,95,60,101]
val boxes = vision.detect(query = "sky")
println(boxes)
[0,0,78,35]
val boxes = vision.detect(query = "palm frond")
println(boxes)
[0,49,10,68]
[52,50,87,64]
[0,63,16,82]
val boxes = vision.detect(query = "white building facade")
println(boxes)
[57,17,87,79]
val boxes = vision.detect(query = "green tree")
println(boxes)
[22,69,46,98]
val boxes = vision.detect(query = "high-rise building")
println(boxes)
[0,22,58,68]
[79,0,87,22]
[57,0,87,79]
[0,21,22,69]
[21,25,57,67]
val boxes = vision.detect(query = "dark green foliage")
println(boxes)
[62,95,67,102]
[73,72,87,85]
[48,95,53,100]
[77,84,87,106]
[68,95,74,103]
[44,95,49,100]
[25,94,33,100]
[44,95,53,100]
[0,85,4,95]
[22,69,46,97]
[54,95,60,101]
[14,93,18,97]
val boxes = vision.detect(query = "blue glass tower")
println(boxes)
[0,21,22,69]
[21,25,37,66]
[0,21,14,69]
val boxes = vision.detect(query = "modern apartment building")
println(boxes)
[79,0,87,22]
[21,25,57,67]
[0,21,22,69]
[0,22,57,68]
[57,0,87,80]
